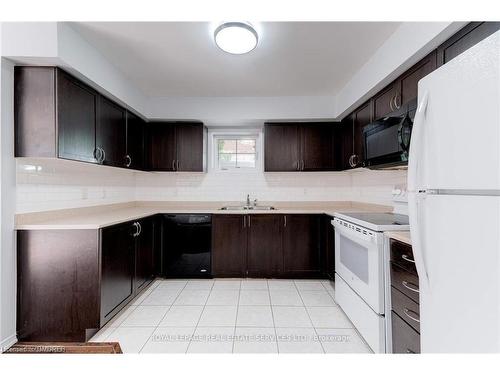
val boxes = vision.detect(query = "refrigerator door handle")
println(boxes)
[408,91,429,192]
[408,192,430,289]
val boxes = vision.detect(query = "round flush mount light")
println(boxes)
[214,22,258,55]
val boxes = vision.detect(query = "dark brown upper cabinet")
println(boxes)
[335,101,371,171]
[15,67,98,162]
[398,51,437,106]
[282,214,322,277]
[14,66,149,171]
[437,22,500,67]
[96,95,127,167]
[264,122,337,172]
[147,121,207,172]
[372,83,399,121]
[264,123,301,171]
[126,111,146,170]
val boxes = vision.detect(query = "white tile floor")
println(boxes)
[90,278,372,354]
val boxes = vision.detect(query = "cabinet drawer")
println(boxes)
[390,262,419,303]
[391,311,420,354]
[391,286,420,333]
[390,239,417,274]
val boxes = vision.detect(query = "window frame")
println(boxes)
[209,129,263,173]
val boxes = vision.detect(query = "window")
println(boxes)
[217,138,256,170]
[210,132,261,172]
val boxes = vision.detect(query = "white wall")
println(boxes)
[134,169,407,206]
[334,22,466,118]
[16,159,137,214]
[0,55,17,350]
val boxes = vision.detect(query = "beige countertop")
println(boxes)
[385,231,412,245]
[15,201,393,230]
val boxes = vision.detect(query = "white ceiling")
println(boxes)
[71,22,400,98]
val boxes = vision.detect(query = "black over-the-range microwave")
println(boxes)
[363,99,417,169]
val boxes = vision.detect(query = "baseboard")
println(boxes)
[1,334,18,353]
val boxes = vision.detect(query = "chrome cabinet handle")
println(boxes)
[284,215,287,227]
[132,222,139,237]
[247,215,251,227]
[403,308,420,323]
[177,160,180,171]
[402,254,415,263]
[243,216,246,228]
[101,148,106,163]
[137,222,142,236]
[352,154,359,167]
[348,154,355,168]
[301,160,305,170]
[402,280,419,293]
[94,148,101,163]
[389,94,395,111]
[394,92,401,109]
[125,154,132,167]
[172,160,176,171]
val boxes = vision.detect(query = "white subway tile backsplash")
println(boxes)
[16,158,407,213]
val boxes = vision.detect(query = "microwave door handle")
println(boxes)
[407,91,429,193]
[398,114,412,152]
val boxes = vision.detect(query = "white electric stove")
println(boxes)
[332,211,409,353]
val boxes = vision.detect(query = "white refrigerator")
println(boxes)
[408,30,500,353]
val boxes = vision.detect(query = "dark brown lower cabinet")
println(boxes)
[212,214,323,278]
[390,239,421,353]
[17,216,158,342]
[17,230,100,342]
[247,215,283,277]
[100,222,136,322]
[283,214,321,277]
[321,215,335,279]
[135,217,156,292]
[391,312,420,354]
[212,215,247,277]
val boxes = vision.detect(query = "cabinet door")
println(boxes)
[135,218,155,292]
[100,222,135,322]
[212,215,247,277]
[264,124,301,171]
[96,96,127,167]
[247,215,283,277]
[301,124,335,171]
[56,69,97,163]
[437,22,500,66]
[175,123,205,171]
[352,101,371,168]
[147,122,177,171]
[335,116,353,171]
[399,51,437,107]
[322,215,335,279]
[372,83,398,120]
[126,111,145,170]
[283,215,321,277]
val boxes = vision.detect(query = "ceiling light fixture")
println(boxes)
[214,22,258,55]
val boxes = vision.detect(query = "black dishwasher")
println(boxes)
[163,214,212,278]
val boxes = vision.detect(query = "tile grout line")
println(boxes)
[267,279,280,354]
[231,280,242,353]
[294,280,326,354]
[138,278,187,353]
[185,279,215,353]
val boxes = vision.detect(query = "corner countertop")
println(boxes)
[15,201,393,230]
[384,231,412,245]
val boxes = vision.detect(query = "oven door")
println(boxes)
[333,218,385,314]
